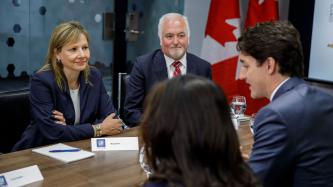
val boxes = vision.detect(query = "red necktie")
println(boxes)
[172,61,181,77]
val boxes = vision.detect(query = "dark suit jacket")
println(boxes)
[124,49,212,127]
[12,67,116,151]
[249,77,333,187]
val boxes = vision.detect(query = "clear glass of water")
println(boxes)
[230,96,247,119]
[139,146,152,178]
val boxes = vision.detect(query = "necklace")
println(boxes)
[69,85,80,93]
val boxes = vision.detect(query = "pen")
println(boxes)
[49,149,80,153]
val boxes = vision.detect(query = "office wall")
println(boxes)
[0,0,290,78]
[125,0,290,66]
[2,0,333,95]
[0,0,114,78]
[126,0,184,66]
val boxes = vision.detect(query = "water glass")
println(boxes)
[139,146,152,177]
[230,96,247,118]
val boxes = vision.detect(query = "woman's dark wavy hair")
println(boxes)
[141,75,259,187]
[237,21,304,77]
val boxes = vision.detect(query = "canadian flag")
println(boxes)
[201,0,278,114]
[201,0,241,105]
[246,0,279,28]
[239,0,279,113]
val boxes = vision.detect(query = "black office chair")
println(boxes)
[0,89,31,153]
[117,73,130,119]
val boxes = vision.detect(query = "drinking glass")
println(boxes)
[230,96,247,119]
[139,146,152,177]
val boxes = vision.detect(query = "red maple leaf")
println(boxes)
[204,0,240,47]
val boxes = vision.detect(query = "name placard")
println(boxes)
[91,137,139,151]
[0,165,43,187]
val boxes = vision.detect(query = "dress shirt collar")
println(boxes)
[270,77,290,101]
[164,53,187,78]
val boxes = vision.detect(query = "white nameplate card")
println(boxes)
[0,165,43,187]
[91,137,139,151]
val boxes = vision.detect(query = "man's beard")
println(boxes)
[169,47,185,60]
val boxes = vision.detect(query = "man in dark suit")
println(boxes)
[124,13,212,127]
[237,21,333,187]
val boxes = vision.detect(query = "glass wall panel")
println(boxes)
[0,0,114,95]
[126,0,184,69]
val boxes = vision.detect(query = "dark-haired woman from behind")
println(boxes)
[140,75,260,187]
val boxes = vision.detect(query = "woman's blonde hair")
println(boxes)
[40,21,91,91]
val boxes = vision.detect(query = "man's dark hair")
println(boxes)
[237,21,304,77]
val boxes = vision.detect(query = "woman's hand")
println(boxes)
[100,113,123,136]
[52,110,66,125]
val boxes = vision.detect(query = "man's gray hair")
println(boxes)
[158,13,190,40]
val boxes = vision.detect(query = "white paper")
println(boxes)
[32,143,95,163]
[0,165,43,187]
[91,137,139,151]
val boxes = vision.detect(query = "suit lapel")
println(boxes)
[73,72,89,124]
[186,53,196,74]
[152,50,168,81]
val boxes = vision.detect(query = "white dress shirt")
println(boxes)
[270,77,290,101]
[164,53,187,79]
[69,88,80,125]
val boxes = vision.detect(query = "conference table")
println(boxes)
[0,121,253,187]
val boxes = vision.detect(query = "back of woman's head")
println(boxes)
[141,75,258,187]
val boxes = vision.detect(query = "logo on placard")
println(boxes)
[0,175,7,186]
[96,139,106,148]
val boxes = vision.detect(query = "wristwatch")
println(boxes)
[94,124,102,137]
